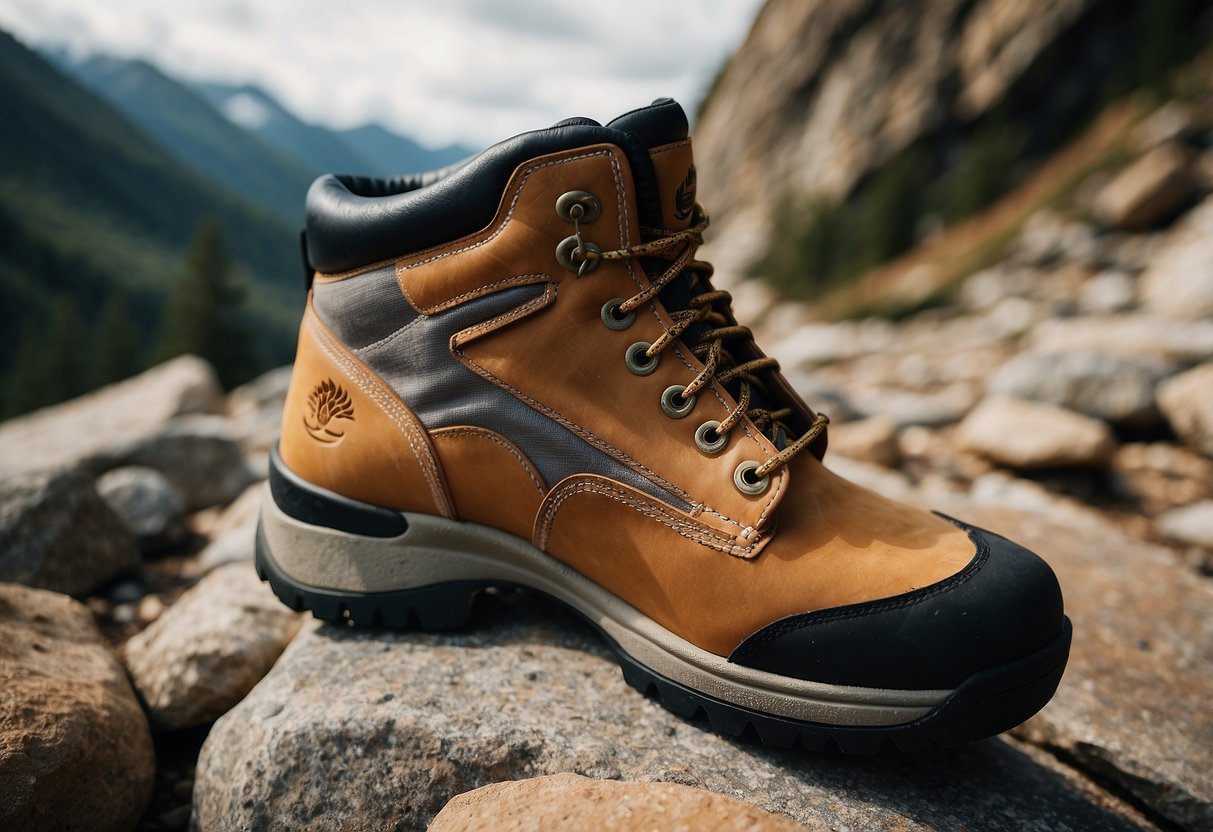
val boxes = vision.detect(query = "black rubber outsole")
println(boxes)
[255,524,1072,754]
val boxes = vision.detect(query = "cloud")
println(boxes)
[0,0,763,148]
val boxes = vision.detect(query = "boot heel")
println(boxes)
[255,521,488,631]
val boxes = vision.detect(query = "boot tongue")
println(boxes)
[608,99,696,232]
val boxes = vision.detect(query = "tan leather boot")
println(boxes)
[259,99,1069,752]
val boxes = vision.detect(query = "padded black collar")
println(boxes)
[304,99,687,274]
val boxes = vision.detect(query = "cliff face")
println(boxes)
[694,0,1198,283]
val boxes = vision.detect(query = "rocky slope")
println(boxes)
[695,0,1212,284]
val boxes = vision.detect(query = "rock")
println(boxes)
[766,320,897,367]
[90,415,259,512]
[956,397,1115,470]
[0,355,222,479]
[1157,501,1213,549]
[694,0,1115,279]
[0,583,154,830]
[848,384,978,428]
[1077,270,1136,315]
[123,563,301,729]
[192,522,257,575]
[933,502,1213,832]
[825,416,901,468]
[194,595,1149,832]
[824,455,913,500]
[0,468,139,597]
[1112,443,1213,515]
[429,773,807,832]
[1158,363,1213,456]
[1093,142,1195,230]
[1030,314,1213,364]
[780,371,858,423]
[212,482,264,539]
[96,465,186,552]
[227,365,291,451]
[1012,213,1100,268]
[1135,102,1198,150]
[1140,197,1213,321]
[987,351,1173,427]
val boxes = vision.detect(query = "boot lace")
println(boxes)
[573,204,829,489]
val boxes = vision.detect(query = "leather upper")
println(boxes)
[279,99,1065,688]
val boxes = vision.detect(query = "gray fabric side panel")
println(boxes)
[354,286,689,511]
[313,265,419,350]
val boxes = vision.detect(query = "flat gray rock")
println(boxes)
[0,355,221,479]
[0,468,139,597]
[195,594,1151,832]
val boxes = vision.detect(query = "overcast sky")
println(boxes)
[0,0,765,149]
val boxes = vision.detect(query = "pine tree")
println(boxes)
[157,218,256,388]
[94,290,144,386]
[5,319,50,417]
[42,295,90,404]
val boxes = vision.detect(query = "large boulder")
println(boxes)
[1092,142,1196,230]
[195,594,1149,831]
[694,0,1113,280]
[0,355,222,479]
[0,583,154,830]
[1158,363,1213,456]
[1029,315,1213,364]
[87,415,257,512]
[955,397,1116,470]
[0,468,139,597]
[429,773,807,832]
[124,563,301,729]
[987,351,1173,427]
[1140,197,1213,321]
[226,365,292,451]
[96,465,186,552]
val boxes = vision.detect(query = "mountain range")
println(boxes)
[1,28,474,414]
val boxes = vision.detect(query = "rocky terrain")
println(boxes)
[2,145,1212,827]
[4,5,1213,829]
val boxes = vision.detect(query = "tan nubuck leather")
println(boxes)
[279,140,976,658]
[265,99,1067,750]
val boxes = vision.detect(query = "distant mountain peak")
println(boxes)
[221,91,274,130]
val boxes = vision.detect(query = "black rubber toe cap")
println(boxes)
[728,517,1065,690]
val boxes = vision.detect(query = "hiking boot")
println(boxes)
[258,98,1070,752]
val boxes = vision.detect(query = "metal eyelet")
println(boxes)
[694,420,728,454]
[660,384,696,419]
[600,298,635,331]
[624,342,659,376]
[555,235,602,275]
[555,191,601,223]
[733,460,770,495]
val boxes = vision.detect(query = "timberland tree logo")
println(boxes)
[304,379,355,444]
[674,164,696,221]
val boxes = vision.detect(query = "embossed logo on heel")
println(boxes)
[304,379,355,444]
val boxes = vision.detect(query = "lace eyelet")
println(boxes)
[556,235,601,275]
[600,298,635,330]
[733,460,769,495]
[694,420,728,454]
[625,342,659,376]
[660,384,696,419]
[555,190,602,223]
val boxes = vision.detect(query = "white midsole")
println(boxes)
[259,487,951,727]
